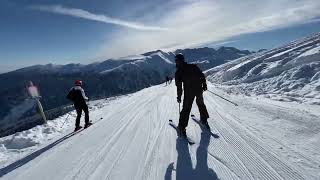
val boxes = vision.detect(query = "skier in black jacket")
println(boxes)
[67,80,92,131]
[175,53,210,136]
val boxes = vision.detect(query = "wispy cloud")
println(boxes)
[29,1,320,60]
[31,5,169,31]
[96,0,320,58]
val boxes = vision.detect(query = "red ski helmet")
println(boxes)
[75,80,82,86]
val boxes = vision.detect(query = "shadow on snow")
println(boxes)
[0,130,83,177]
[165,128,218,180]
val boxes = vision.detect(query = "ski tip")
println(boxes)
[191,114,195,117]
[212,134,220,138]
[169,119,173,122]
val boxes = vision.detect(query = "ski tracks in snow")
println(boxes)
[203,88,318,180]
[1,83,319,180]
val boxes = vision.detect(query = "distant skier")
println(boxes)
[166,76,170,85]
[67,80,92,131]
[175,53,210,137]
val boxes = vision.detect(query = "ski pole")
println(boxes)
[207,90,238,106]
[60,113,70,129]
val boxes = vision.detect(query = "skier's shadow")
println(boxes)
[165,131,218,180]
[0,130,83,177]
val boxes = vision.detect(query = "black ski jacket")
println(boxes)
[175,62,206,98]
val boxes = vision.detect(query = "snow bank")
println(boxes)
[206,33,320,104]
[0,96,119,168]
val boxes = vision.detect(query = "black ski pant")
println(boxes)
[74,103,89,127]
[179,91,209,129]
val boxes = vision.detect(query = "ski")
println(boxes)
[191,115,219,139]
[84,121,93,129]
[73,127,84,134]
[169,119,195,145]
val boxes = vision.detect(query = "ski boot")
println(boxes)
[84,122,93,129]
[178,126,187,137]
[74,125,83,132]
[201,119,211,130]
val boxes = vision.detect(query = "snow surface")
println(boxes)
[206,33,320,104]
[0,82,319,180]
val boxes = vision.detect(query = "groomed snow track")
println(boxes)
[1,83,318,180]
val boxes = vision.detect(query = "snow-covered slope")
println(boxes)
[206,33,320,104]
[1,82,319,179]
[0,47,251,134]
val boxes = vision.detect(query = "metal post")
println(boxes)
[36,98,47,124]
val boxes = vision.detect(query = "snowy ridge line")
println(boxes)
[281,32,320,50]
[241,38,320,84]
[205,32,320,104]
[260,32,320,59]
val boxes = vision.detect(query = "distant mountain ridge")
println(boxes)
[0,46,251,127]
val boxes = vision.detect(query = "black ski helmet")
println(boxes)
[175,53,185,62]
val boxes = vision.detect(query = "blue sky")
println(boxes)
[1,0,320,73]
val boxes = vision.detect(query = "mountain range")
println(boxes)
[0,47,251,125]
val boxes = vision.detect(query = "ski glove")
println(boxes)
[177,96,182,103]
[202,83,208,91]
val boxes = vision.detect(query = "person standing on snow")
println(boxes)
[175,53,210,137]
[67,80,92,131]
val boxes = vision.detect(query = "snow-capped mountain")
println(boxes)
[206,32,320,104]
[0,47,250,137]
